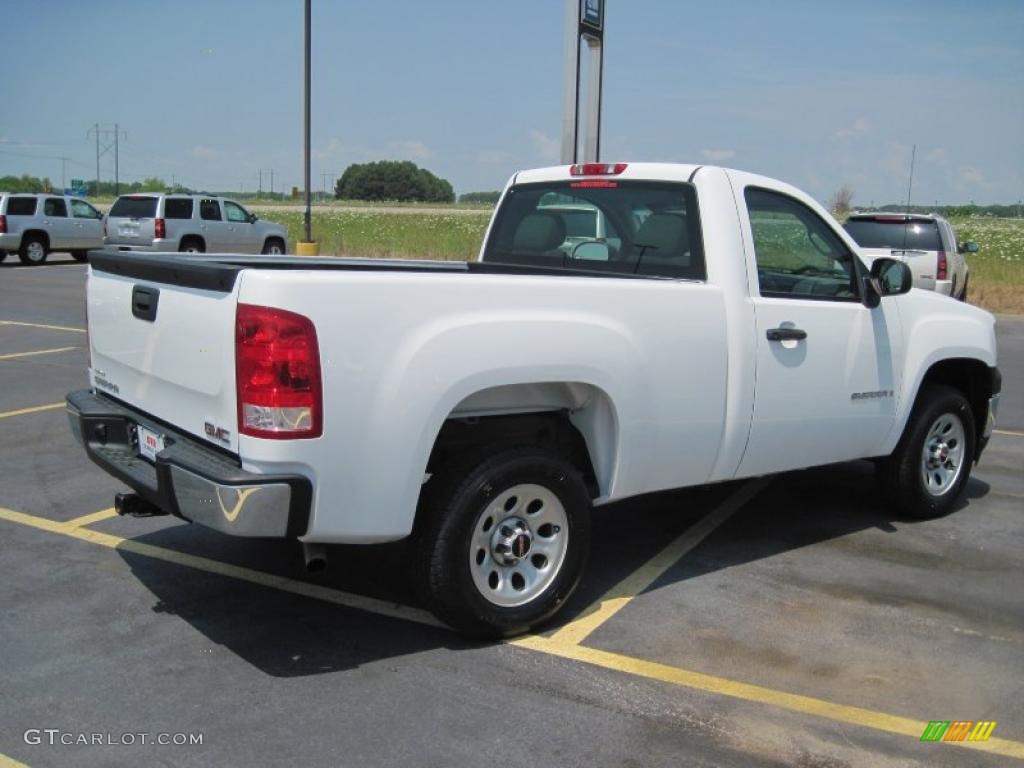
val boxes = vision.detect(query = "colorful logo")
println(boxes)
[920,721,997,742]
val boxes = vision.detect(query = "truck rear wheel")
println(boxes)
[19,234,48,265]
[878,385,975,519]
[415,446,591,638]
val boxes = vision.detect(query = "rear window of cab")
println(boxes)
[484,180,705,279]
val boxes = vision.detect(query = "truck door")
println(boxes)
[42,197,76,250]
[222,200,259,253]
[70,198,103,248]
[197,198,229,251]
[736,186,903,477]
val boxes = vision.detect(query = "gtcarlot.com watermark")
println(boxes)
[25,729,203,747]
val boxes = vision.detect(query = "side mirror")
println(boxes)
[863,257,912,307]
[249,214,258,223]
[960,240,978,254]
[571,241,610,261]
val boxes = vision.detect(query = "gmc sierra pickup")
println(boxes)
[66,162,1001,637]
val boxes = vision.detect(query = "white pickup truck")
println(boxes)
[67,162,1001,637]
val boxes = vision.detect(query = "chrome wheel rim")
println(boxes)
[25,241,45,262]
[920,412,966,497]
[268,243,283,254]
[469,483,569,608]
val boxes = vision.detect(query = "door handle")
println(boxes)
[766,327,807,342]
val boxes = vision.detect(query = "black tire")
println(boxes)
[178,237,205,254]
[262,237,286,255]
[415,445,592,639]
[0,250,7,264]
[18,234,48,265]
[958,276,969,303]
[877,385,975,519]
[71,251,88,262]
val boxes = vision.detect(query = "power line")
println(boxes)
[87,124,128,195]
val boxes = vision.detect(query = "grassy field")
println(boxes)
[253,208,1024,314]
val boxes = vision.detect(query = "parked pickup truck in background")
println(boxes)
[66,162,1001,637]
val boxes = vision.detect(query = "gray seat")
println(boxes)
[512,213,566,255]
[634,213,690,265]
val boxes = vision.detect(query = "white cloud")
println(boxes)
[528,129,560,163]
[926,147,948,164]
[190,145,217,159]
[476,149,510,164]
[701,148,736,162]
[834,117,870,140]
[956,166,988,189]
[391,140,433,160]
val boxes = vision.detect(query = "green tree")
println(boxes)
[335,160,455,203]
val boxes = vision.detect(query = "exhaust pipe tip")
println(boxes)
[302,542,327,573]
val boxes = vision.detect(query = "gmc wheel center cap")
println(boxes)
[492,518,532,565]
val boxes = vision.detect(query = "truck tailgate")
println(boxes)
[87,258,240,453]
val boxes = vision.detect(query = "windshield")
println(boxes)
[844,218,942,251]
[484,181,705,279]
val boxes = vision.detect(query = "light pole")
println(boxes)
[298,0,316,252]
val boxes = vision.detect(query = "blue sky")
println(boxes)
[1,0,1021,204]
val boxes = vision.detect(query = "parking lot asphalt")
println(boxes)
[2,257,1022,767]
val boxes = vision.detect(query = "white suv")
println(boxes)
[0,193,104,265]
[843,212,976,301]
[104,194,288,255]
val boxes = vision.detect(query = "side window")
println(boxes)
[70,199,101,219]
[745,187,859,301]
[224,201,249,223]
[164,199,194,219]
[200,199,221,221]
[7,197,39,216]
[44,198,68,217]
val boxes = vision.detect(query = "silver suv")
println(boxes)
[843,212,976,301]
[0,192,104,265]
[104,194,288,255]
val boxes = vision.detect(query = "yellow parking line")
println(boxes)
[4,503,1023,759]
[0,320,86,333]
[550,477,771,646]
[0,506,443,629]
[993,429,1024,438]
[0,402,64,420]
[0,346,78,361]
[509,635,1024,760]
[0,752,30,767]
[63,507,118,528]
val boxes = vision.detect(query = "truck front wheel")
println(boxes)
[415,446,591,638]
[878,385,976,519]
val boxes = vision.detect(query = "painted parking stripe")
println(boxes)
[993,429,1024,438]
[4,504,1023,759]
[0,402,64,420]
[0,320,86,333]
[510,635,1024,761]
[550,477,772,646]
[0,346,78,361]
[0,506,443,629]
[0,751,30,767]
[63,507,118,528]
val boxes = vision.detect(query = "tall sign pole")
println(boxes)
[560,0,605,164]
[303,0,312,244]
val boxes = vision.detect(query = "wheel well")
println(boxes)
[265,236,284,247]
[22,230,49,249]
[918,358,994,432]
[426,411,600,498]
[179,235,205,250]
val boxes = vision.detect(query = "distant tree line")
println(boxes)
[334,161,454,203]
[458,190,501,204]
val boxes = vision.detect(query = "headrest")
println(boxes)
[512,213,566,252]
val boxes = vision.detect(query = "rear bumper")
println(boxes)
[102,240,168,253]
[0,233,22,251]
[66,389,311,538]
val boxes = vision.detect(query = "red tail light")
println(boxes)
[570,163,628,176]
[937,251,948,280]
[0,214,6,234]
[154,217,166,239]
[236,304,322,439]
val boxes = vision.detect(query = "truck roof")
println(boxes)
[513,162,704,185]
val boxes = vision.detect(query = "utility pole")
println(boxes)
[258,169,263,198]
[87,123,127,196]
[270,169,275,195]
[60,157,68,190]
